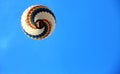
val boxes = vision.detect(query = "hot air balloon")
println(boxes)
[21,5,56,40]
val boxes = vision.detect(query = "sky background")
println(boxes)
[0,0,120,74]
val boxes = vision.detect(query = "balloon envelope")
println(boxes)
[21,5,56,40]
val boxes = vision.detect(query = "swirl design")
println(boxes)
[21,5,56,40]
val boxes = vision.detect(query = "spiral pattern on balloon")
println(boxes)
[21,5,56,40]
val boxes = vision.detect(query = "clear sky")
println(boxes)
[0,0,120,74]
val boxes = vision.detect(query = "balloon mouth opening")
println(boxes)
[35,19,45,29]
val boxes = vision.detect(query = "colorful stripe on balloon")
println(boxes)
[24,19,51,40]
[26,6,56,29]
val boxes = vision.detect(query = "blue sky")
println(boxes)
[0,0,120,74]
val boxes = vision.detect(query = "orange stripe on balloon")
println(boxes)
[26,6,48,29]
[41,19,52,38]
